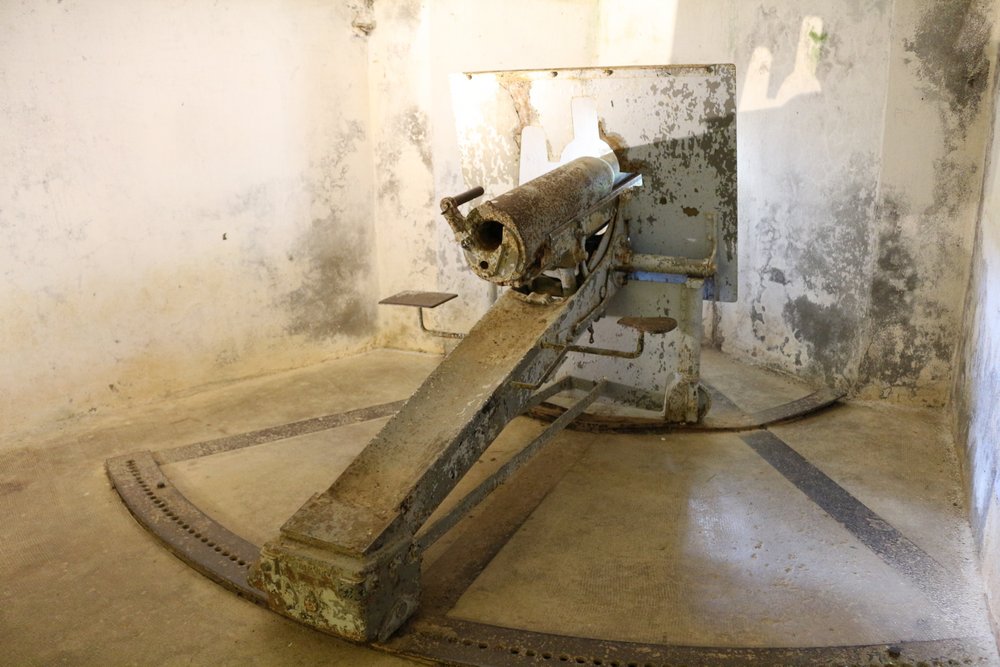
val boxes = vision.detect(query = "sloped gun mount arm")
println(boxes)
[248,156,642,642]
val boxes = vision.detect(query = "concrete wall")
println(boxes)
[625,1,898,399]
[954,16,1000,635]
[858,0,996,404]
[0,0,379,437]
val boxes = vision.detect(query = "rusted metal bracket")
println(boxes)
[539,315,679,360]
[542,334,645,359]
[416,308,465,339]
[618,220,719,279]
[379,291,466,339]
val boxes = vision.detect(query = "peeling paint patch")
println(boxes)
[349,0,376,36]
[393,0,421,24]
[401,108,433,171]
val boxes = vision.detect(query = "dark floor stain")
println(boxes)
[0,480,25,496]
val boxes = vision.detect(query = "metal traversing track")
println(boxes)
[106,452,265,604]
[527,387,845,433]
[106,399,994,667]
[383,622,984,667]
[154,399,406,464]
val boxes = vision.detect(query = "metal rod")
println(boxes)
[619,252,716,277]
[541,332,645,359]
[418,308,466,339]
[416,380,606,551]
[446,185,485,208]
[523,376,575,410]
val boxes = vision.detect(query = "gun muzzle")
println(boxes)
[442,156,618,286]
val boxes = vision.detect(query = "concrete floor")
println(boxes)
[2,349,998,665]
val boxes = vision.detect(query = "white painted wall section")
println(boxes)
[0,1,379,437]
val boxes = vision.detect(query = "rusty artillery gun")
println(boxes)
[107,67,757,650]
[248,151,658,641]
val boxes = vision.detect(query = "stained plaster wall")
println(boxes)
[858,0,996,404]
[370,1,997,408]
[0,1,379,439]
[652,1,899,398]
[954,21,1000,633]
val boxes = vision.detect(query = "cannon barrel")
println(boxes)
[442,156,617,287]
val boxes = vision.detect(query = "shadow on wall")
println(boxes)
[740,16,826,112]
[729,14,878,394]
[700,9,881,393]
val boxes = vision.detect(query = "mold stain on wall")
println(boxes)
[376,106,434,202]
[859,0,996,403]
[285,212,375,340]
[859,193,953,395]
[904,0,992,126]
[286,118,377,341]
[770,170,877,387]
[367,0,447,352]
[709,2,895,393]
